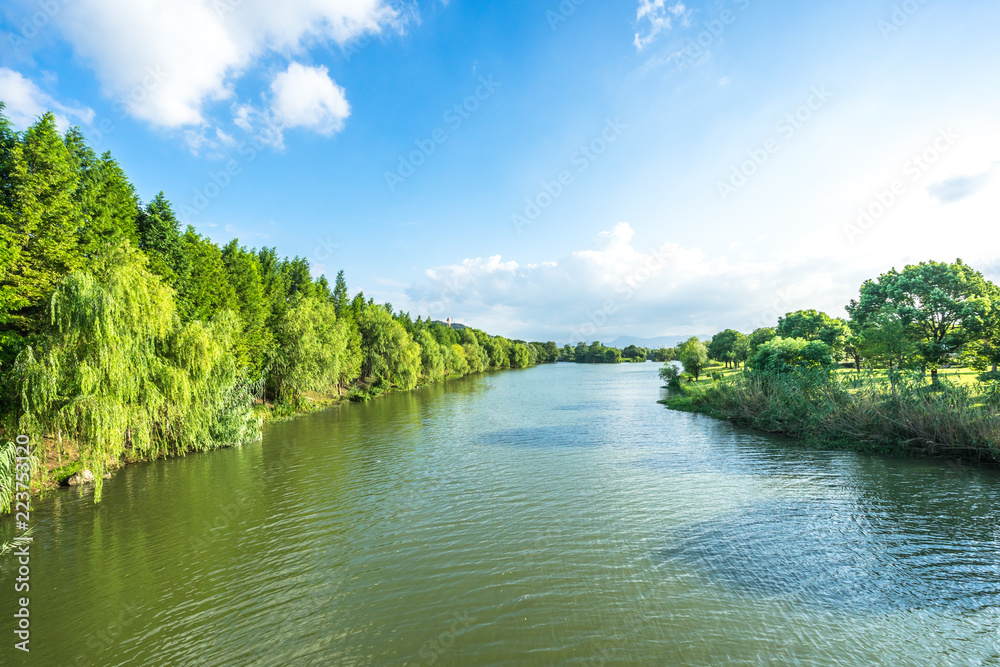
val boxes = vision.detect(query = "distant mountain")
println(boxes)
[608,335,701,349]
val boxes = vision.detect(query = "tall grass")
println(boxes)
[666,370,1000,464]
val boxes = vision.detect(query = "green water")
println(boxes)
[3,363,1000,665]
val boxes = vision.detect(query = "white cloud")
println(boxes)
[52,0,402,129]
[634,1,690,51]
[270,62,350,134]
[0,68,94,130]
[400,223,845,343]
[233,62,351,150]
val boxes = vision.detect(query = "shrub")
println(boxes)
[746,336,834,374]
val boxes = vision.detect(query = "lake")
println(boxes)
[4,362,1000,665]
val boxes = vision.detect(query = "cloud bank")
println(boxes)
[401,223,848,344]
[51,0,402,135]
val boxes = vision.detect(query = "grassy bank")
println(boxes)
[661,370,1000,465]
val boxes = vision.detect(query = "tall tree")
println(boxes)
[678,337,709,380]
[847,260,992,385]
[707,329,745,368]
[0,113,81,338]
[776,310,848,361]
[136,192,188,283]
[15,245,258,500]
[222,240,271,378]
[66,129,140,254]
[333,270,349,316]
[272,294,346,401]
[176,227,238,321]
[357,305,421,389]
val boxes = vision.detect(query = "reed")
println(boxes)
[664,370,1000,464]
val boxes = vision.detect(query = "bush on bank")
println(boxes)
[664,370,1000,465]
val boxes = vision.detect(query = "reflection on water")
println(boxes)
[3,363,1000,666]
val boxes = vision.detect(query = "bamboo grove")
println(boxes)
[0,107,559,500]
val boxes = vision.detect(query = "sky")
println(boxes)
[1,0,999,344]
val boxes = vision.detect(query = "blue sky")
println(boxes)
[2,0,999,343]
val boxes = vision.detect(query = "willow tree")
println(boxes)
[460,330,487,373]
[444,343,470,377]
[15,245,259,500]
[272,294,346,401]
[414,328,445,382]
[357,306,421,390]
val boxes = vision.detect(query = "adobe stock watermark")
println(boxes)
[879,0,931,39]
[417,612,475,665]
[342,31,374,62]
[512,117,627,233]
[567,244,668,344]
[176,117,285,219]
[212,0,245,20]
[70,602,142,667]
[545,0,588,30]
[7,0,69,51]
[384,75,501,192]
[673,0,752,71]
[843,126,958,244]
[717,85,832,202]
[743,285,797,333]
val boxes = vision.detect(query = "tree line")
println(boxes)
[661,259,1000,386]
[0,108,558,499]
[555,341,669,364]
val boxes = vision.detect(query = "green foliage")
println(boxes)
[677,337,709,380]
[746,336,834,374]
[415,328,446,382]
[136,192,188,283]
[776,310,848,360]
[746,328,776,355]
[707,329,746,368]
[847,260,993,382]
[0,440,18,514]
[668,371,1000,464]
[221,240,271,378]
[658,362,682,386]
[510,342,533,368]
[177,227,238,321]
[13,245,260,500]
[0,113,82,336]
[333,270,349,317]
[66,129,140,255]
[357,306,422,390]
[272,295,345,400]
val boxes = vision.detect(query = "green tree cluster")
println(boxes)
[662,260,1000,387]
[0,108,556,497]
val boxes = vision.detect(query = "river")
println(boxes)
[3,363,1000,665]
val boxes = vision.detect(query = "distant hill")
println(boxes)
[608,335,701,349]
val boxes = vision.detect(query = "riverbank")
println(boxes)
[5,367,529,506]
[661,370,1000,466]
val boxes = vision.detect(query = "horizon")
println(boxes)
[2,0,998,343]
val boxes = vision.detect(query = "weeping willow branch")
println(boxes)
[13,244,261,501]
